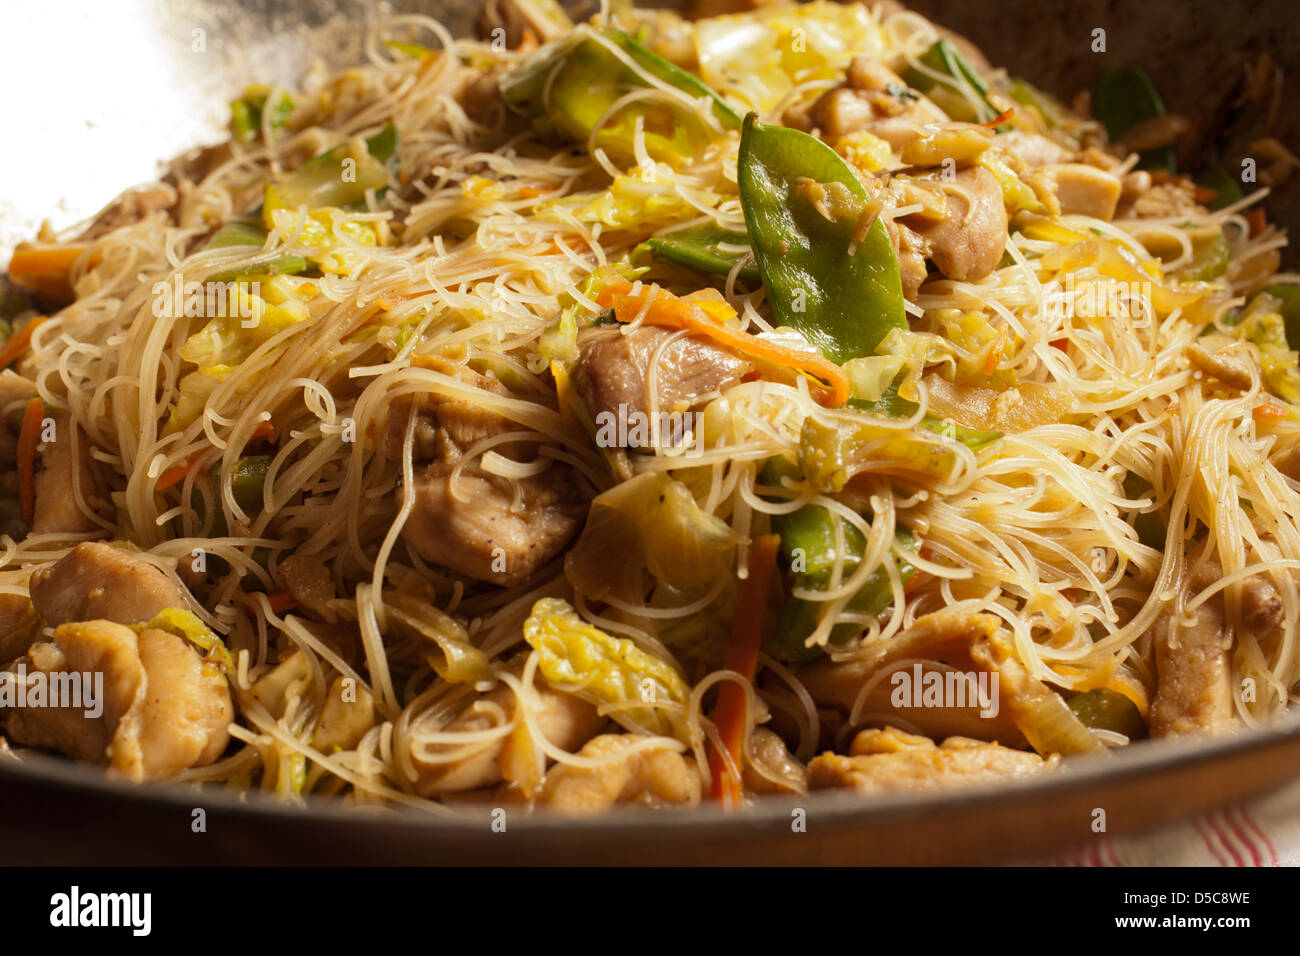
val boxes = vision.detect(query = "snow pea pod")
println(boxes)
[760,457,915,663]
[737,114,905,364]
[638,223,760,284]
[1094,65,1176,172]
[902,38,999,124]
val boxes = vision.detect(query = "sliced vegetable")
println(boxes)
[230,86,294,143]
[523,596,692,741]
[1068,687,1148,740]
[1232,292,1300,404]
[1093,65,1176,172]
[500,26,740,165]
[382,591,489,683]
[737,115,905,365]
[638,223,760,285]
[8,245,93,303]
[902,38,1000,125]
[1176,230,1231,282]
[133,607,235,673]
[709,533,779,806]
[1194,165,1244,211]
[760,456,917,664]
[1252,284,1300,351]
[565,471,740,601]
[0,316,45,371]
[204,220,309,281]
[265,124,396,213]
[17,397,43,526]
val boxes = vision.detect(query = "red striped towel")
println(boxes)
[1038,781,1300,866]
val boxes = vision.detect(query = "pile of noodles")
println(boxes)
[3,0,1299,812]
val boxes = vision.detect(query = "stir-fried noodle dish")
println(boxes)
[1,0,1297,815]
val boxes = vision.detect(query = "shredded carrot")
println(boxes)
[0,316,46,371]
[251,420,275,440]
[8,245,97,301]
[595,284,851,407]
[709,533,780,807]
[17,397,44,526]
[981,107,1015,128]
[518,186,544,199]
[517,27,539,52]
[1254,401,1292,421]
[1193,185,1218,205]
[267,590,299,615]
[156,463,195,492]
[1248,208,1267,238]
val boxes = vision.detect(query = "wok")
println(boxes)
[0,0,1297,865]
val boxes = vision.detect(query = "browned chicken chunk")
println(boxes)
[387,358,589,586]
[903,165,1008,284]
[537,733,702,814]
[1150,558,1236,737]
[29,542,188,627]
[574,326,751,428]
[808,726,1054,795]
[4,620,232,781]
[412,673,604,795]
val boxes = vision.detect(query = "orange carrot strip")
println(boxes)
[981,107,1015,128]
[7,245,87,279]
[1248,208,1267,238]
[597,284,852,408]
[0,317,46,371]
[17,397,44,526]
[709,533,780,807]
[156,463,194,492]
[267,590,299,615]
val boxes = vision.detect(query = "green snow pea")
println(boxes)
[737,114,905,364]
[637,223,760,285]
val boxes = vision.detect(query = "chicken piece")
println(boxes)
[742,726,807,796]
[574,326,751,427]
[883,216,930,299]
[807,726,1053,795]
[924,376,1072,432]
[1241,577,1284,636]
[312,676,375,752]
[30,542,188,628]
[786,57,946,147]
[0,590,39,665]
[1272,440,1300,483]
[798,609,1028,746]
[903,165,1008,283]
[401,463,586,585]
[387,357,590,586]
[1149,559,1236,737]
[1044,163,1122,220]
[995,130,1071,168]
[1186,342,1254,392]
[77,183,177,242]
[4,621,232,781]
[412,675,604,795]
[30,410,101,536]
[537,734,702,814]
[1115,178,1203,220]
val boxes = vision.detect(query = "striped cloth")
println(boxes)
[1040,779,1300,866]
